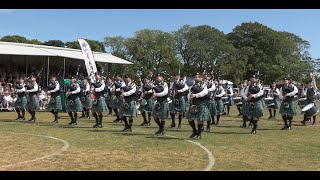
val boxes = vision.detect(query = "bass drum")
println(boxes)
[302,103,319,117]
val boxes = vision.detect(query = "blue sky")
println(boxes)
[0,9,319,59]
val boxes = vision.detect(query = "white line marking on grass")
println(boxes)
[0,133,69,169]
[111,128,215,171]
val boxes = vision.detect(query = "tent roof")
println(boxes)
[0,41,133,64]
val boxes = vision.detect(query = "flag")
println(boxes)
[78,38,97,83]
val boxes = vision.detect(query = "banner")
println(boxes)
[78,38,97,83]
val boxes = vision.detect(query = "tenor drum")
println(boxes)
[265,97,275,107]
[233,97,242,105]
[222,97,229,105]
[302,103,319,117]
[297,98,307,109]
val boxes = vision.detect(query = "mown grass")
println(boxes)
[0,103,319,171]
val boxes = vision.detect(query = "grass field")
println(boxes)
[0,104,319,171]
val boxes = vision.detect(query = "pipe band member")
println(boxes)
[14,77,27,120]
[111,75,125,123]
[79,77,92,119]
[25,76,40,122]
[152,75,170,136]
[66,76,83,126]
[279,77,298,130]
[204,73,216,132]
[119,75,137,132]
[242,75,264,134]
[301,75,318,125]
[91,73,107,128]
[139,75,155,126]
[213,81,226,126]
[187,72,210,140]
[267,82,280,119]
[47,75,62,123]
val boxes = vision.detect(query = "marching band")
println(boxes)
[7,69,319,140]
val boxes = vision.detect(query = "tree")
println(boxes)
[1,35,29,43]
[43,40,65,47]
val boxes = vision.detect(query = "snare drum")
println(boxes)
[302,103,319,117]
[297,98,307,109]
[222,97,229,105]
[233,97,242,105]
[264,97,275,107]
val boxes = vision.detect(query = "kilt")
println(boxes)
[215,99,225,114]
[279,101,297,116]
[92,96,107,113]
[206,100,217,116]
[47,93,62,111]
[241,99,249,116]
[268,98,280,109]
[153,100,169,119]
[247,100,263,118]
[187,103,210,121]
[26,94,40,110]
[139,98,154,112]
[104,94,112,105]
[173,96,186,113]
[15,95,27,109]
[110,95,121,109]
[120,97,137,117]
[67,96,83,112]
[261,98,266,108]
[185,100,190,113]
[81,94,92,108]
[227,96,234,106]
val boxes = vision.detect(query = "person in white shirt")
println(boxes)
[25,76,40,122]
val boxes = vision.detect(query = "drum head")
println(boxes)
[265,97,273,100]
[302,103,314,111]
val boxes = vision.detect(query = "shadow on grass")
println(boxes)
[210,131,250,135]
[145,136,187,141]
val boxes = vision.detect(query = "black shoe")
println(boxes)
[113,119,119,123]
[268,116,272,119]
[140,121,147,126]
[211,121,215,125]
[287,126,291,130]
[312,122,316,125]
[281,126,288,130]
[21,118,25,121]
[205,127,210,132]
[251,130,256,134]
[157,130,165,136]
[301,121,305,125]
[68,121,73,125]
[71,122,77,126]
[15,117,22,120]
[248,123,252,127]
[146,122,151,126]
[96,124,103,128]
[221,113,226,116]
[237,113,242,116]
[118,120,123,123]
[177,124,181,129]
[28,118,35,122]
[52,120,58,124]
[170,124,176,128]
[240,124,246,128]
[194,135,201,139]
[155,129,162,135]
[216,122,220,126]
[92,123,98,128]
[201,126,205,132]
[189,132,198,138]
[121,127,129,132]
[272,117,276,119]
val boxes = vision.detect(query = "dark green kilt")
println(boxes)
[206,100,217,116]
[120,97,137,117]
[241,99,249,116]
[81,94,92,108]
[139,98,154,112]
[110,95,121,109]
[247,100,264,118]
[153,100,169,119]
[173,96,186,113]
[92,96,107,113]
[47,94,62,111]
[15,95,27,109]
[268,98,280,109]
[26,94,40,110]
[279,101,297,116]
[67,96,83,112]
[215,99,225,114]
[187,103,210,121]
[104,94,112,105]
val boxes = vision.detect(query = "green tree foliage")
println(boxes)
[0,35,29,43]
[43,40,65,47]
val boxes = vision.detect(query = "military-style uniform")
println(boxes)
[153,81,170,136]
[80,81,92,110]
[14,82,27,120]
[266,86,280,119]
[279,81,298,130]
[47,79,62,123]
[104,81,113,114]
[67,81,83,126]
[139,81,155,126]
[119,81,137,132]
[301,79,318,125]
[25,81,40,122]
[205,80,216,130]
[111,80,125,122]
[240,84,250,127]
[91,80,107,128]
[213,85,225,125]
[242,82,264,134]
